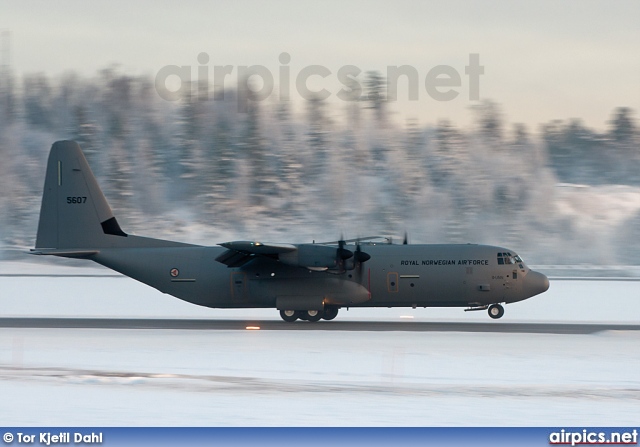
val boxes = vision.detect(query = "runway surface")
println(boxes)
[1,318,638,334]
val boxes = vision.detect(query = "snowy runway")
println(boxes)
[1,318,639,334]
[0,261,639,425]
[1,328,639,426]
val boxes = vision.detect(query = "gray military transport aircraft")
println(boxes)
[32,141,549,322]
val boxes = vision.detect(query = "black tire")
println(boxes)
[305,310,322,322]
[488,304,504,319]
[280,309,299,322]
[322,306,339,321]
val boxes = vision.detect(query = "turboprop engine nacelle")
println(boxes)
[279,244,341,270]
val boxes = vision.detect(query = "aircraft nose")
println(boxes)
[523,270,550,297]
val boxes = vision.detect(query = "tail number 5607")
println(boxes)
[67,196,87,204]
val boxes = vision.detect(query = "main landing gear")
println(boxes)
[279,307,339,322]
[279,309,299,322]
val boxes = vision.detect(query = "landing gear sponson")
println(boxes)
[279,307,339,322]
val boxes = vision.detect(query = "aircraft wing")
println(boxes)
[219,241,297,254]
[216,240,364,272]
[216,241,297,267]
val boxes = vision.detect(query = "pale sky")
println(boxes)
[2,0,639,131]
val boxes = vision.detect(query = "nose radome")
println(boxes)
[525,271,550,297]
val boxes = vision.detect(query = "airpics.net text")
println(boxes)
[154,52,483,110]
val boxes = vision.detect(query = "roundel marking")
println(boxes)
[170,268,179,277]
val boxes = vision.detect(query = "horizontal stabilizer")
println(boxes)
[30,248,100,258]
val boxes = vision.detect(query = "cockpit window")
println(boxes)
[497,252,524,265]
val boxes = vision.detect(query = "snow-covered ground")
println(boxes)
[0,260,639,426]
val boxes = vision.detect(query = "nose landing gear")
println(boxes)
[465,303,506,319]
[488,304,505,319]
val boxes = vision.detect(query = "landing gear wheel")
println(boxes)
[280,309,299,322]
[304,310,322,322]
[322,306,339,321]
[488,304,504,319]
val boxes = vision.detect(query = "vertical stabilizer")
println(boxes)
[35,141,126,249]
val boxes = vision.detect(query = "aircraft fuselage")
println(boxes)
[91,243,548,311]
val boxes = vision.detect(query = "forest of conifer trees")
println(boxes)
[0,67,638,265]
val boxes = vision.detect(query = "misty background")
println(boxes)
[0,64,638,265]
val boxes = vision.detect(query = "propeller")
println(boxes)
[349,240,371,275]
[354,243,371,263]
[335,236,353,271]
[324,234,370,274]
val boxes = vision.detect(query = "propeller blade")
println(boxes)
[353,242,371,276]
[354,245,371,263]
[337,238,353,260]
